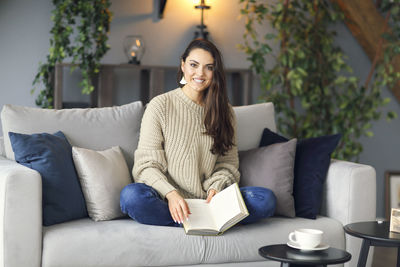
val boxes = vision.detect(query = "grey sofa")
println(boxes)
[0,102,376,267]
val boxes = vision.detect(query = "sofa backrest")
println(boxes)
[1,102,144,171]
[0,101,276,169]
[233,102,276,151]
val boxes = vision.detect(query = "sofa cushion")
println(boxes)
[72,146,132,221]
[202,216,344,264]
[1,102,271,168]
[8,131,87,226]
[0,102,144,171]
[233,103,276,151]
[41,216,344,267]
[259,129,341,219]
[42,219,205,267]
[239,139,297,217]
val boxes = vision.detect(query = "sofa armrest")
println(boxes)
[0,137,5,158]
[0,156,42,267]
[321,159,376,267]
[321,159,376,223]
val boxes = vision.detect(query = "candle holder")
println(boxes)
[123,35,145,64]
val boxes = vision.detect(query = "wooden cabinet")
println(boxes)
[54,63,252,109]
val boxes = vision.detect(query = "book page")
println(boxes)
[209,184,243,230]
[184,199,217,231]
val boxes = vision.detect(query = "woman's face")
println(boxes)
[181,48,214,94]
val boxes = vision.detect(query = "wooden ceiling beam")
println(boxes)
[331,0,400,103]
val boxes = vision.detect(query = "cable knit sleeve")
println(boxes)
[132,98,176,198]
[202,110,240,194]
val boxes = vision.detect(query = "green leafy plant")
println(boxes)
[239,0,399,160]
[32,0,112,108]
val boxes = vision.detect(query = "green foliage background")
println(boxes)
[239,0,399,160]
[32,0,112,108]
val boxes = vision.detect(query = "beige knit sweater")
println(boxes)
[132,88,240,199]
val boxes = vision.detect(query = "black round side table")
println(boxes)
[344,221,400,267]
[259,244,351,267]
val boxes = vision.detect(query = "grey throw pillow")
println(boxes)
[72,146,132,221]
[239,138,297,217]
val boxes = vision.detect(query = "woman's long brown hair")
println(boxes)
[177,39,234,156]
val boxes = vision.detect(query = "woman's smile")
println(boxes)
[181,48,214,104]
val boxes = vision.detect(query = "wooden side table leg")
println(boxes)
[98,65,114,107]
[54,63,63,109]
[231,72,241,106]
[357,239,370,267]
[149,68,165,100]
[242,70,252,105]
[140,69,150,104]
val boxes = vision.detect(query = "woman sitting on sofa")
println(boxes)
[120,39,276,226]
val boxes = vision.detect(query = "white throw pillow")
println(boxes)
[72,146,132,221]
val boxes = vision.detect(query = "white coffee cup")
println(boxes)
[288,228,323,248]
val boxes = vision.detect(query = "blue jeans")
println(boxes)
[120,183,276,227]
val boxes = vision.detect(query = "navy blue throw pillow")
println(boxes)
[259,128,341,219]
[9,131,88,226]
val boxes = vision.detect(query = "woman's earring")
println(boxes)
[180,76,187,85]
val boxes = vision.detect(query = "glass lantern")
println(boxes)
[123,35,145,64]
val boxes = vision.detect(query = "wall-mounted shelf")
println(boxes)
[53,63,252,109]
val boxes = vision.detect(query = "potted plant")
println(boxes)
[239,0,399,160]
[32,0,112,108]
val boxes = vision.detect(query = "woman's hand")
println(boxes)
[166,190,190,224]
[206,189,217,203]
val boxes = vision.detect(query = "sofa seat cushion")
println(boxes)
[201,216,344,264]
[42,216,344,267]
[42,218,205,267]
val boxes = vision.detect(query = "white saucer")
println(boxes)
[287,240,329,251]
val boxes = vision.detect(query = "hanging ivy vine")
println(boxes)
[239,0,399,160]
[32,0,112,108]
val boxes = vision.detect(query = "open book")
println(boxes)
[182,183,249,235]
